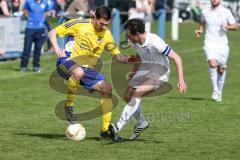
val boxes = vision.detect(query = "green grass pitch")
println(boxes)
[0,21,240,160]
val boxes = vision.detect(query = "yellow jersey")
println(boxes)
[55,18,120,68]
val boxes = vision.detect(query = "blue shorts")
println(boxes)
[56,60,105,91]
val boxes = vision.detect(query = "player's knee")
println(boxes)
[71,68,84,80]
[101,82,112,96]
[208,60,218,68]
[209,63,217,68]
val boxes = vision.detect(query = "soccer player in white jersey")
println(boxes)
[195,0,238,102]
[109,18,187,141]
[0,48,5,56]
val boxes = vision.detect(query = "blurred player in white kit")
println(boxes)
[195,0,238,102]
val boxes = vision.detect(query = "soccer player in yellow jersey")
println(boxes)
[49,6,135,138]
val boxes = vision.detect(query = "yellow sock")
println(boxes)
[100,98,113,131]
[65,77,79,107]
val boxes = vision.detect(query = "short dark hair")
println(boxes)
[124,18,145,35]
[95,6,112,20]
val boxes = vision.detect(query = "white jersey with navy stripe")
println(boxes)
[132,33,170,81]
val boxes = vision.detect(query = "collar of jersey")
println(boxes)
[137,32,150,48]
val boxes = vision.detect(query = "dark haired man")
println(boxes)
[109,18,187,141]
[49,6,136,138]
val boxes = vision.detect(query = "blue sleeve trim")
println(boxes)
[162,46,171,56]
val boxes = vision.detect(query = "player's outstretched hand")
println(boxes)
[0,48,5,56]
[194,30,202,38]
[55,48,66,58]
[177,81,187,94]
[127,55,138,63]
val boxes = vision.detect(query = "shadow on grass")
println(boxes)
[105,138,163,145]
[14,133,113,142]
[12,68,22,72]
[168,96,211,101]
[14,133,66,139]
[0,67,22,72]
[14,133,163,144]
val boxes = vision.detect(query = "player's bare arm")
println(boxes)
[168,50,187,93]
[223,23,238,31]
[128,54,140,79]
[195,21,205,38]
[113,54,138,63]
[48,29,66,58]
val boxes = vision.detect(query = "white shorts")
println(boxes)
[128,63,169,89]
[203,43,229,68]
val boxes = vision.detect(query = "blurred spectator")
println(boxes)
[45,0,57,52]
[191,0,202,22]
[0,48,5,56]
[44,20,54,52]
[166,0,174,20]
[0,0,11,16]
[88,0,97,16]
[129,0,154,32]
[155,0,164,10]
[0,0,21,16]
[92,0,103,7]
[66,0,95,17]
[55,0,65,13]
[46,0,56,17]
[20,0,51,72]
[154,0,174,20]
[12,0,20,13]
[109,0,135,24]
